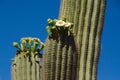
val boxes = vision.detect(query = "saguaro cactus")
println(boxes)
[11,0,106,80]
[44,0,106,80]
[11,37,44,80]
[43,18,78,80]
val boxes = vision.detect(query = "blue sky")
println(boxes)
[0,0,120,80]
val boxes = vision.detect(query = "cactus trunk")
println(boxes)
[59,0,106,80]
[44,0,106,80]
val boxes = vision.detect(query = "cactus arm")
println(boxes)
[12,37,44,80]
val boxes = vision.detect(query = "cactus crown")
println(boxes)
[46,17,74,38]
[13,37,44,57]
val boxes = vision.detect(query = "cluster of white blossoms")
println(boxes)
[46,18,73,37]
[55,20,72,28]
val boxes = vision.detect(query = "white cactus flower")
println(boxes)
[56,20,65,27]
[65,22,71,27]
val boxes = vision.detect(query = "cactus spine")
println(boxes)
[12,37,44,80]
[59,0,106,80]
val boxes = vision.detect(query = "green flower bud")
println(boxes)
[13,42,21,50]
[33,38,40,43]
[31,41,39,52]
[47,18,54,26]
[46,26,52,37]
[37,42,44,52]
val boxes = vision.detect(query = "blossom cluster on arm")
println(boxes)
[13,37,44,57]
[46,17,73,37]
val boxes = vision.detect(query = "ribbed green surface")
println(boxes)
[60,45,67,80]
[50,39,57,80]
[12,37,43,80]
[31,54,36,80]
[44,35,77,80]
[66,45,72,80]
[86,0,100,80]
[92,0,106,80]
[55,39,62,80]
[12,53,42,80]
[59,0,106,80]
[16,55,21,80]
[44,39,52,80]
[26,56,31,80]
[11,58,17,80]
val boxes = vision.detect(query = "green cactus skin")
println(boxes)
[26,56,31,80]
[43,17,75,80]
[44,39,52,80]
[66,45,72,80]
[11,58,17,80]
[55,39,62,80]
[44,19,77,80]
[11,37,44,80]
[50,39,57,80]
[31,53,36,80]
[16,55,21,80]
[92,0,106,80]
[60,44,67,80]
[35,55,41,80]
[59,0,106,80]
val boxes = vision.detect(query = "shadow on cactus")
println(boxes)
[13,37,44,58]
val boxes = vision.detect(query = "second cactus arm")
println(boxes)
[43,18,78,80]
[12,37,44,80]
